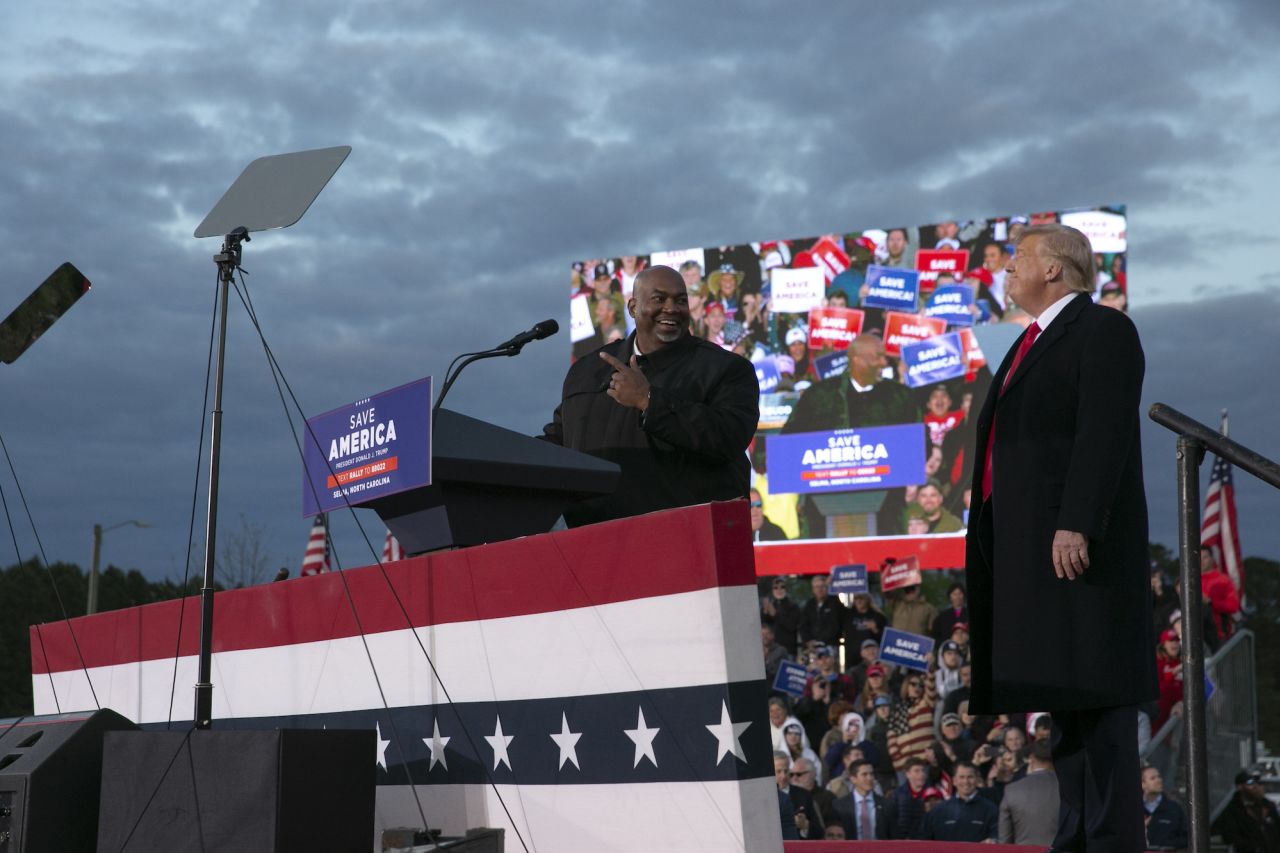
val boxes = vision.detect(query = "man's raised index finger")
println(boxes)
[598,351,625,370]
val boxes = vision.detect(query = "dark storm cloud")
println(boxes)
[1,0,1278,581]
[1135,291,1280,555]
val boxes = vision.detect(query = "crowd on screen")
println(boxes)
[758,558,1244,845]
[572,211,1130,542]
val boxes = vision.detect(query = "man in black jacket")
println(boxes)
[883,757,930,839]
[780,333,920,537]
[543,266,759,527]
[798,573,845,653]
[1212,768,1280,853]
[922,761,998,842]
[750,488,789,541]
[761,576,802,656]
[775,751,823,839]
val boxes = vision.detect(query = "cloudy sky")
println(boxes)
[2,0,1278,589]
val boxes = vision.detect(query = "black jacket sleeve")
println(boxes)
[641,355,759,463]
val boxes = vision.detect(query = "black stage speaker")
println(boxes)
[0,708,137,853]
[97,729,373,853]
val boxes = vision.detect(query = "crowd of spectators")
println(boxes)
[572,209,1130,543]
[1149,544,1243,733]
[759,567,1241,846]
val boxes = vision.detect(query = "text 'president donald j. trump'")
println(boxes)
[966,223,1156,853]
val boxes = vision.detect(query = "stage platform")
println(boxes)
[785,844,1041,852]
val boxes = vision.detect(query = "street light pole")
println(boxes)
[87,519,150,615]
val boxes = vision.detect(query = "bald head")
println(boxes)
[629,265,690,352]
[848,334,887,386]
[634,265,683,294]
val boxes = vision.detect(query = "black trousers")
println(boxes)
[1050,706,1145,853]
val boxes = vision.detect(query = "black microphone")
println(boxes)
[434,319,561,414]
[496,319,558,351]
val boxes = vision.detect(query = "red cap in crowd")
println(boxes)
[952,622,969,633]
[705,301,725,315]
[966,268,994,285]
[1161,628,1180,644]
[867,664,887,677]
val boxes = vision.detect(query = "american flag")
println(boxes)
[301,513,330,576]
[382,529,403,563]
[1201,453,1243,593]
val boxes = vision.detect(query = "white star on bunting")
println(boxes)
[423,718,451,772]
[375,721,391,771]
[623,707,660,768]
[550,712,582,770]
[484,715,515,771]
[706,700,751,765]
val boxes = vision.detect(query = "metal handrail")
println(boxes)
[1150,404,1280,488]
[1148,402,1279,853]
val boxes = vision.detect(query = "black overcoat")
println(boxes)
[965,294,1157,713]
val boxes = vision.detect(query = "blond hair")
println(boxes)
[1017,223,1095,293]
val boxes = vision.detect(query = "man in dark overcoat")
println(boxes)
[965,223,1156,853]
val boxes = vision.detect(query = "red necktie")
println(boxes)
[981,322,1041,502]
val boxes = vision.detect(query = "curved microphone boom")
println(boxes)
[495,319,559,352]
[433,319,560,414]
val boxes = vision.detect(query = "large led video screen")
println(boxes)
[569,206,1128,572]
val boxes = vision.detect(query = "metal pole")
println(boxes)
[1176,434,1210,853]
[87,523,102,615]
[193,234,238,730]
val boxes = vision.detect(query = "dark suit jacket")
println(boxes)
[966,294,1157,712]
[754,517,789,541]
[1145,795,1189,850]
[785,785,824,839]
[777,789,800,840]
[999,768,1059,845]
[831,790,888,840]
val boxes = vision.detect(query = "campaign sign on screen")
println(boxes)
[766,423,926,494]
[303,376,432,516]
[829,563,869,595]
[915,249,971,281]
[862,265,920,311]
[772,660,809,697]
[879,628,935,674]
[883,312,948,358]
[923,284,976,327]
[902,332,968,388]
[569,294,595,343]
[808,306,865,350]
[798,236,851,284]
[770,266,826,313]
[812,351,849,381]
[759,391,801,431]
[755,358,782,393]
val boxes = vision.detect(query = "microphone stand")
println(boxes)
[194,226,248,730]
[432,341,529,417]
